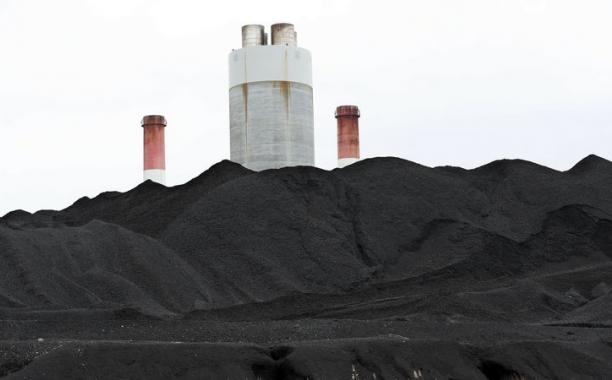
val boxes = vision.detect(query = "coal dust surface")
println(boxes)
[2,156,612,379]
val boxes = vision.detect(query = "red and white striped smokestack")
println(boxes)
[335,105,360,168]
[142,115,166,185]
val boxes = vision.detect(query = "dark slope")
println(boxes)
[2,155,612,378]
[0,221,212,314]
[2,160,253,238]
[3,156,612,313]
[3,338,612,380]
[160,166,378,306]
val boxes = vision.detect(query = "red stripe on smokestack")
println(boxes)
[335,105,360,168]
[142,115,166,184]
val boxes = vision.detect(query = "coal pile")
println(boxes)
[2,156,612,379]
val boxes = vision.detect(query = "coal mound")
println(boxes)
[2,156,612,378]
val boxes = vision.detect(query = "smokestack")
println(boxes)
[141,115,166,185]
[271,23,297,46]
[229,23,314,171]
[242,24,266,47]
[335,105,360,168]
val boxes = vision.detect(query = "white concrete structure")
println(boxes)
[338,158,359,168]
[228,23,314,171]
[143,169,165,184]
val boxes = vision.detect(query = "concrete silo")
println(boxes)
[228,23,314,171]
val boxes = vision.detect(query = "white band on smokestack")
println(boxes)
[143,169,166,184]
[338,158,359,168]
[228,45,312,88]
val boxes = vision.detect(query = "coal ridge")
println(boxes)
[2,155,612,378]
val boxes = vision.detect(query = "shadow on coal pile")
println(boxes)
[2,338,612,379]
[479,361,526,380]
[2,156,612,377]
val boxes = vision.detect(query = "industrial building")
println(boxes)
[228,23,315,171]
[140,24,362,184]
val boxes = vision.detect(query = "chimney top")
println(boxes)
[335,106,360,118]
[271,23,297,46]
[141,115,167,127]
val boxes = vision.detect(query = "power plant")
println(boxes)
[228,23,315,171]
[142,115,167,185]
[140,23,362,184]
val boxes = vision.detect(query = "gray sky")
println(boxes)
[1,0,611,215]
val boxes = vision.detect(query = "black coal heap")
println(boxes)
[2,156,612,379]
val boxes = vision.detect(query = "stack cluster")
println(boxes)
[228,23,314,171]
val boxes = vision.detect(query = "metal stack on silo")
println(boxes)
[228,23,314,171]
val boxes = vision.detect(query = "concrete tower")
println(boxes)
[335,105,360,168]
[228,23,314,171]
[142,115,166,185]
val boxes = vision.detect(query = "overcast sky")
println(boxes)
[1,0,611,215]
